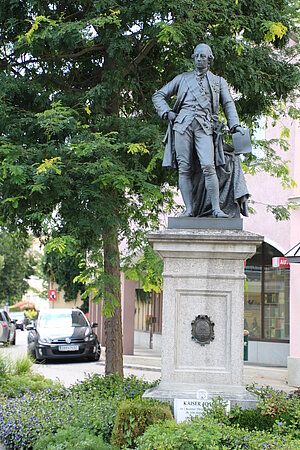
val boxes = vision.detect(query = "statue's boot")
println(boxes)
[203,166,228,219]
[241,199,249,217]
[179,174,193,217]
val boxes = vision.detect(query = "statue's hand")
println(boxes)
[234,126,245,135]
[167,111,177,122]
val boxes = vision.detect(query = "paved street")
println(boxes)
[0,329,295,393]
[0,330,161,387]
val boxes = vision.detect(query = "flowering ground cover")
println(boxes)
[0,371,156,449]
[0,355,299,449]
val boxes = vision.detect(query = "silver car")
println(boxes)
[0,309,16,345]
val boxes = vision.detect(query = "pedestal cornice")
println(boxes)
[148,229,263,260]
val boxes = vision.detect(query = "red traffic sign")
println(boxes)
[49,289,58,301]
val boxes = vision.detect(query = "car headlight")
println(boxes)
[84,334,95,342]
[38,337,52,344]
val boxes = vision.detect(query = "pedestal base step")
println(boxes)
[143,382,257,422]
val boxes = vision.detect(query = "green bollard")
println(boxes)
[244,330,249,361]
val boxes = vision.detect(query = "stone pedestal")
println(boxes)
[144,227,262,411]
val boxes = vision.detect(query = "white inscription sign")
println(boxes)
[174,398,230,423]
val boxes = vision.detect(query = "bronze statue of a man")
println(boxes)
[152,43,246,218]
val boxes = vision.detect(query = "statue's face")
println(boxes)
[193,45,209,71]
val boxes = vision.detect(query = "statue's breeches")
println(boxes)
[174,119,214,175]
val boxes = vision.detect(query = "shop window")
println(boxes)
[134,289,162,334]
[245,243,290,341]
[244,247,262,339]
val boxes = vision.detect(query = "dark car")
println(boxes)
[0,309,16,345]
[27,308,101,362]
[9,311,29,331]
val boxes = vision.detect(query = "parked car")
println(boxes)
[0,309,16,345]
[27,308,101,362]
[9,311,29,331]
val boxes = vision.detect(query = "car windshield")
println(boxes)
[38,311,88,328]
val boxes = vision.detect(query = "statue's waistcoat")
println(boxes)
[173,73,214,135]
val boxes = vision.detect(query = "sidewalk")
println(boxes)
[123,345,295,393]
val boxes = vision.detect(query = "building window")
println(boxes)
[134,289,162,334]
[245,243,290,342]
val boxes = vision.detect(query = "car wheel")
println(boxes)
[90,343,101,361]
[28,346,37,361]
[11,331,16,345]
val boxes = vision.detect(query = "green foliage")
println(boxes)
[0,373,158,449]
[136,415,300,449]
[247,384,300,439]
[0,230,37,304]
[0,354,58,398]
[0,0,298,270]
[0,371,299,449]
[248,384,289,416]
[262,21,288,43]
[202,395,231,423]
[125,245,164,293]
[33,426,114,450]
[70,373,157,401]
[136,417,223,449]
[228,405,277,430]
[0,386,118,448]
[14,355,33,375]
[44,250,86,303]
[3,372,59,399]
[111,398,173,448]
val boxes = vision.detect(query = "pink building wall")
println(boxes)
[288,112,300,360]
[244,112,300,363]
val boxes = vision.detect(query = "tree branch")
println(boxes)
[131,38,157,67]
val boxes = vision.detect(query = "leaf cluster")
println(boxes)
[0,230,37,304]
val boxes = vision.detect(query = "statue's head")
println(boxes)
[192,44,214,70]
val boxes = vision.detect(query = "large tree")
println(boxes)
[0,0,298,374]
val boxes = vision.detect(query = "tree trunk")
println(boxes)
[103,223,123,376]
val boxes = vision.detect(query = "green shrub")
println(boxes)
[0,354,57,397]
[0,354,8,380]
[246,384,300,439]
[136,416,300,449]
[2,373,60,397]
[136,417,223,449]
[70,373,158,400]
[0,386,120,448]
[0,374,156,448]
[228,405,276,430]
[220,423,300,449]
[33,426,114,450]
[247,384,289,416]
[111,398,173,449]
[14,355,33,375]
[202,396,231,424]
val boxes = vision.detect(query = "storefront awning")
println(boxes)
[285,242,300,263]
